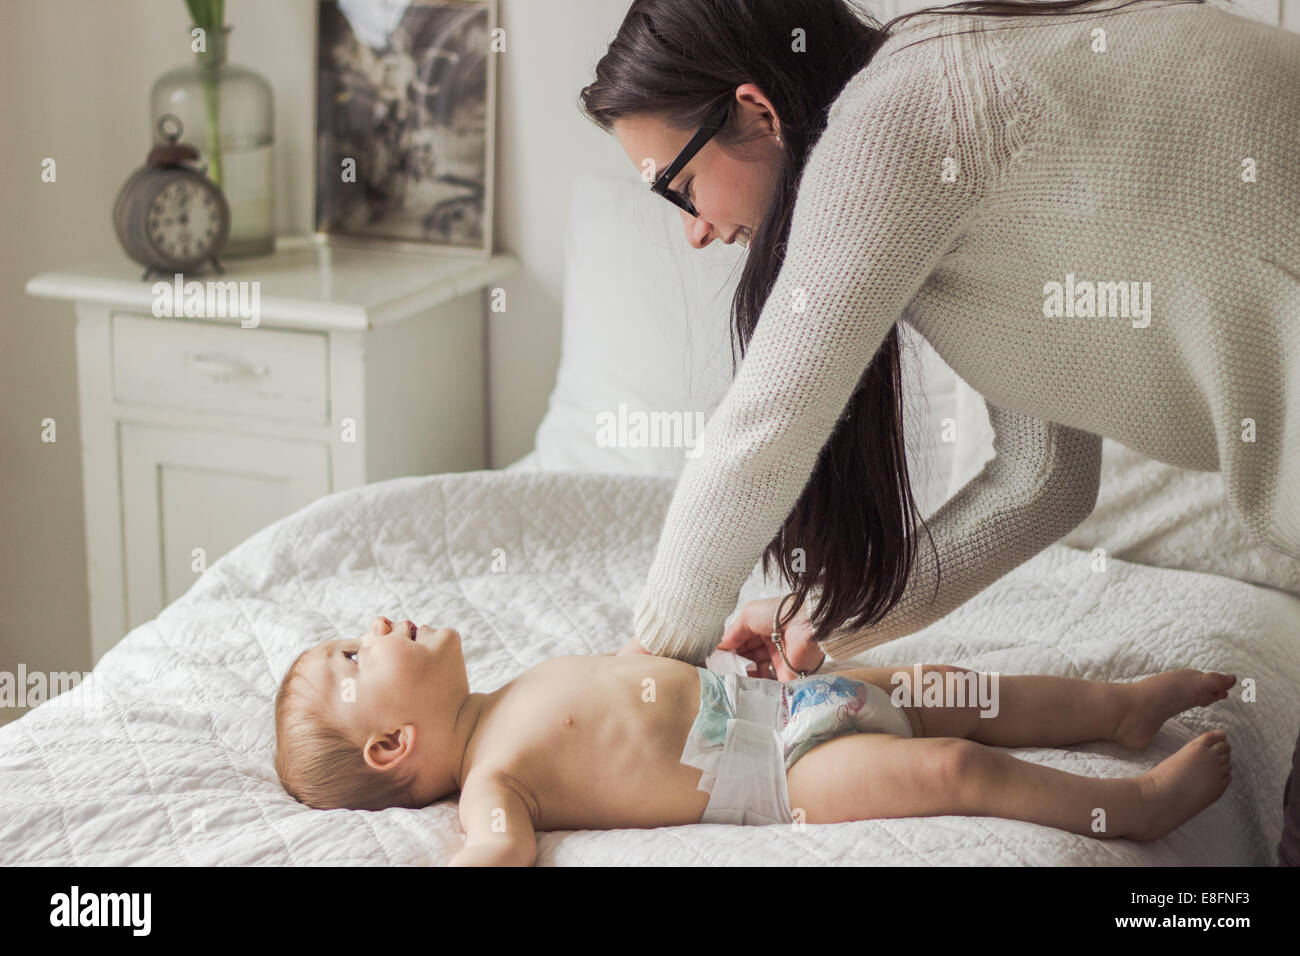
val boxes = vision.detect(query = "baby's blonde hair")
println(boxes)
[274,648,424,811]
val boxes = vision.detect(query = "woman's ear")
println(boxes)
[732,82,782,138]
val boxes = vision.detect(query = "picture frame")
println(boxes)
[312,0,497,256]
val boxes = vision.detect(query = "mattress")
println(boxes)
[2,468,1296,864]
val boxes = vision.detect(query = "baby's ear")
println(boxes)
[362,725,417,773]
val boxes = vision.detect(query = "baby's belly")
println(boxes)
[520,659,714,831]
[532,739,713,831]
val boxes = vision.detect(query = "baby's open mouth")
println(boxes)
[405,620,417,640]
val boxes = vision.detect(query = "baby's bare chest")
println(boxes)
[469,663,711,829]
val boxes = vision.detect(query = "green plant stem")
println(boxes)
[200,66,223,187]
[185,0,225,186]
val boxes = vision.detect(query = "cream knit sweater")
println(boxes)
[632,0,1300,663]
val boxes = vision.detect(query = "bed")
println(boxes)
[3,172,1297,865]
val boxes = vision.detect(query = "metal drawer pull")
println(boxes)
[184,353,270,381]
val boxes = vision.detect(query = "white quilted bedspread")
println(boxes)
[3,470,1297,865]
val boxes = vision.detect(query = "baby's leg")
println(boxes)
[785,728,1231,840]
[832,664,1234,749]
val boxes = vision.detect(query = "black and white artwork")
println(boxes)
[314,0,495,252]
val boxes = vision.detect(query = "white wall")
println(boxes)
[0,0,1293,723]
[0,0,317,725]
[487,0,635,464]
[0,0,644,725]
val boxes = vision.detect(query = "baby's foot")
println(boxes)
[1129,730,1231,840]
[1113,670,1235,750]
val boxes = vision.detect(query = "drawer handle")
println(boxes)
[185,353,270,381]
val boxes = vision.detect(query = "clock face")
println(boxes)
[146,177,223,263]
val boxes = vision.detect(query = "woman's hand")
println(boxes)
[719,595,825,681]
[616,635,653,656]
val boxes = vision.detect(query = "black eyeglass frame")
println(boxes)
[649,100,732,218]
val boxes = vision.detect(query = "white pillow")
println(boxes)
[529,171,960,516]
[897,321,962,519]
[947,374,997,499]
[945,376,1300,595]
[530,171,737,475]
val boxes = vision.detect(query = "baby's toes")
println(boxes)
[1199,672,1234,705]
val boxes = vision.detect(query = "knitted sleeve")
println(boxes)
[815,400,1102,661]
[631,44,997,662]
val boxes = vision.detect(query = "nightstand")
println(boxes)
[27,238,518,661]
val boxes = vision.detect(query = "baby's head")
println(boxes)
[274,616,469,811]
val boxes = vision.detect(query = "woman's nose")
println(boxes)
[679,209,715,249]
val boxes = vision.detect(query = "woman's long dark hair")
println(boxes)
[580,0,1210,644]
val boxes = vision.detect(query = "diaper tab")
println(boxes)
[704,648,755,676]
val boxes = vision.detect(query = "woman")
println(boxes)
[582,0,1300,858]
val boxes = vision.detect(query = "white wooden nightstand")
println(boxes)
[27,238,518,661]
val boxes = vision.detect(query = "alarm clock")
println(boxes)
[113,114,231,281]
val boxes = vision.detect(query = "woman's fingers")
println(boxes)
[721,597,779,650]
[717,596,828,681]
[742,629,783,681]
[719,596,801,680]
[724,631,765,659]
[722,632,778,679]
[772,636,801,682]
[719,601,762,650]
[735,645,770,674]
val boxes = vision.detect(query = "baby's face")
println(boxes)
[301,616,468,781]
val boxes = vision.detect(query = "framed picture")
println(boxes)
[313,0,497,255]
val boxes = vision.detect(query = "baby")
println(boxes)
[274,615,1235,866]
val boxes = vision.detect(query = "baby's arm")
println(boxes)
[447,773,538,867]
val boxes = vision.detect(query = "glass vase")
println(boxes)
[151,25,274,257]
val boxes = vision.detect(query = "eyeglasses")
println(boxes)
[650,100,731,218]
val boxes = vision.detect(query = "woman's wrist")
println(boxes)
[772,593,827,676]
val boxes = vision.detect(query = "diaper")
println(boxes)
[680,668,791,825]
[679,668,913,826]
[782,674,914,768]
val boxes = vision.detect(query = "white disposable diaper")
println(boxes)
[680,669,793,826]
[680,663,916,826]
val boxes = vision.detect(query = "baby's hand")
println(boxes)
[447,845,533,867]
